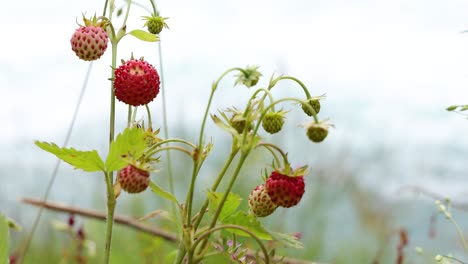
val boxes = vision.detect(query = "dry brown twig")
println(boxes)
[21,197,321,264]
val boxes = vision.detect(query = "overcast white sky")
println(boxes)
[2,0,468,202]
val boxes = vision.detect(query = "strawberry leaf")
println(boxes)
[35,141,104,172]
[128,29,159,42]
[221,211,272,240]
[269,231,304,249]
[149,181,179,206]
[0,214,9,264]
[105,127,147,172]
[207,191,241,221]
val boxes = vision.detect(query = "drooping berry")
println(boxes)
[265,170,305,208]
[143,16,169,34]
[248,184,278,217]
[306,122,329,143]
[262,111,285,134]
[301,98,321,116]
[114,58,161,106]
[70,17,109,61]
[234,65,262,88]
[118,165,150,193]
[230,113,252,134]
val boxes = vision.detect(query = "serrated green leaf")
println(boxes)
[35,141,104,172]
[207,191,241,221]
[149,181,179,206]
[0,214,9,264]
[128,29,159,42]
[269,231,304,249]
[105,127,147,172]
[222,211,272,240]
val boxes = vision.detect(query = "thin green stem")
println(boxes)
[448,215,468,254]
[197,67,244,148]
[185,67,245,227]
[103,172,116,264]
[185,162,200,226]
[127,105,132,127]
[122,0,132,26]
[145,104,152,128]
[146,138,197,156]
[150,146,193,158]
[256,142,287,168]
[193,148,239,230]
[102,0,109,16]
[148,0,158,15]
[271,76,312,98]
[192,224,270,264]
[209,152,249,228]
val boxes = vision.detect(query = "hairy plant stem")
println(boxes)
[192,148,239,230]
[185,68,245,226]
[176,68,247,262]
[103,172,116,264]
[193,152,250,257]
[103,38,118,264]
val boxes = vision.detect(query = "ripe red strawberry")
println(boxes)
[117,165,150,193]
[114,58,161,106]
[70,17,108,61]
[248,184,278,217]
[265,170,305,208]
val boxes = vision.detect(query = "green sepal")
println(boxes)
[207,191,241,221]
[222,211,272,240]
[149,181,179,206]
[211,114,238,136]
[128,29,159,42]
[105,127,147,172]
[34,141,104,172]
[269,231,304,249]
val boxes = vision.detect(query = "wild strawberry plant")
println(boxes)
[28,0,333,263]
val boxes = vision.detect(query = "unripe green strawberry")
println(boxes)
[301,99,321,116]
[230,113,252,134]
[234,65,262,88]
[118,165,150,193]
[266,170,305,208]
[114,58,161,106]
[306,122,329,143]
[143,16,169,34]
[70,16,109,61]
[262,111,285,134]
[248,184,278,217]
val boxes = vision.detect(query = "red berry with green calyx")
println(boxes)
[70,16,109,61]
[262,111,285,134]
[266,170,305,208]
[248,184,278,217]
[114,58,161,106]
[118,165,150,193]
